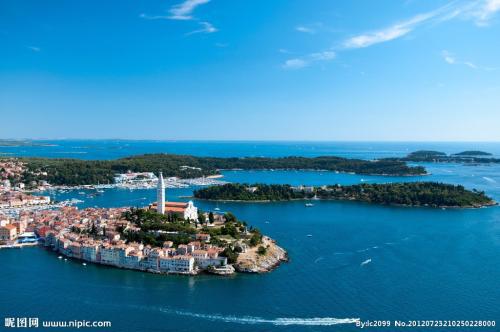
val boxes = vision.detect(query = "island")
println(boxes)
[0,139,56,147]
[452,151,493,156]
[6,153,426,188]
[193,182,496,208]
[393,150,499,163]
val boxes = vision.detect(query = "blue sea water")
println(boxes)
[1,141,500,331]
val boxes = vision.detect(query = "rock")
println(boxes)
[234,236,288,273]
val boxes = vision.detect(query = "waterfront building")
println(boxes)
[122,250,144,269]
[81,243,99,262]
[159,255,195,273]
[0,224,17,241]
[69,242,82,259]
[147,248,163,271]
[99,245,121,266]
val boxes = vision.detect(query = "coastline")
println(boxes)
[38,237,287,276]
[194,197,498,209]
[234,236,288,273]
[218,168,428,177]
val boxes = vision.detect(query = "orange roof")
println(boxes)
[165,202,188,207]
[2,224,17,230]
[165,207,186,213]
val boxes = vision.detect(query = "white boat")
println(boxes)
[82,263,87,266]
[58,256,63,259]
[214,207,221,211]
[307,234,313,237]
[305,203,314,207]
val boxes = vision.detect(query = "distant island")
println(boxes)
[5,153,426,187]
[0,139,56,147]
[194,182,496,208]
[390,150,499,164]
[452,151,492,156]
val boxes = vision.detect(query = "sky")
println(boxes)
[1,0,500,141]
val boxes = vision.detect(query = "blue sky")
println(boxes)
[1,0,499,141]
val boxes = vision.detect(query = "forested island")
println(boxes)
[392,150,499,163]
[13,153,426,186]
[194,182,496,208]
[452,151,492,156]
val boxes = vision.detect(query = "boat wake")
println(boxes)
[483,176,497,184]
[159,308,359,326]
[314,256,324,263]
[360,259,372,266]
[85,300,360,327]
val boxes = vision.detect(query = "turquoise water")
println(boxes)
[1,141,500,331]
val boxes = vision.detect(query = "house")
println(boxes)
[0,224,17,241]
[158,255,195,273]
[196,233,211,242]
[192,249,227,269]
[100,245,121,266]
[81,243,100,262]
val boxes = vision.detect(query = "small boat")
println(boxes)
[214,207,221,211]
[307,234,313,237]
[58,256,63,259]
[82,263,87,266]
[305,203,314,207]
[265,221,270,224]
[64,258,67,261]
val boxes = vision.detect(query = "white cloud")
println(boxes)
[473,0,500,25]
[139,13,169,20]
[284,1,500,69]
[442,50,456,64]
[186,21,217,35]
[344,11,437,49]
[169,0,210,20]
[283,58,308,70]
[342,1,500,49]
[283,51,336,70]
[27,46,40,52]
[296,26,315,34]
[441,50,496,70]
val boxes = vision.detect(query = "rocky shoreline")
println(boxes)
[234,236,288,273]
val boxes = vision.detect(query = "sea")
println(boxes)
[1,141,499,331]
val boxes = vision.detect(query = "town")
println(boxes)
[0,168,287,275]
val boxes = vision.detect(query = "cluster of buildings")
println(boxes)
[0,192,51,209]
[46,227,230,274]
[113,172,156,184]
[0,169,236,274]
[2,199,232,274]
[0,212,29,242]
[150,172,199,221]
[0,159,25,192]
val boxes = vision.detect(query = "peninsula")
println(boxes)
[0,173,287,275]
[194,182,496,208]
[6,153,426,187]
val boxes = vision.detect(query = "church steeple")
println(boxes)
[157,172,165,214]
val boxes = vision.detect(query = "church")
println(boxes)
[150,172,199,221]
